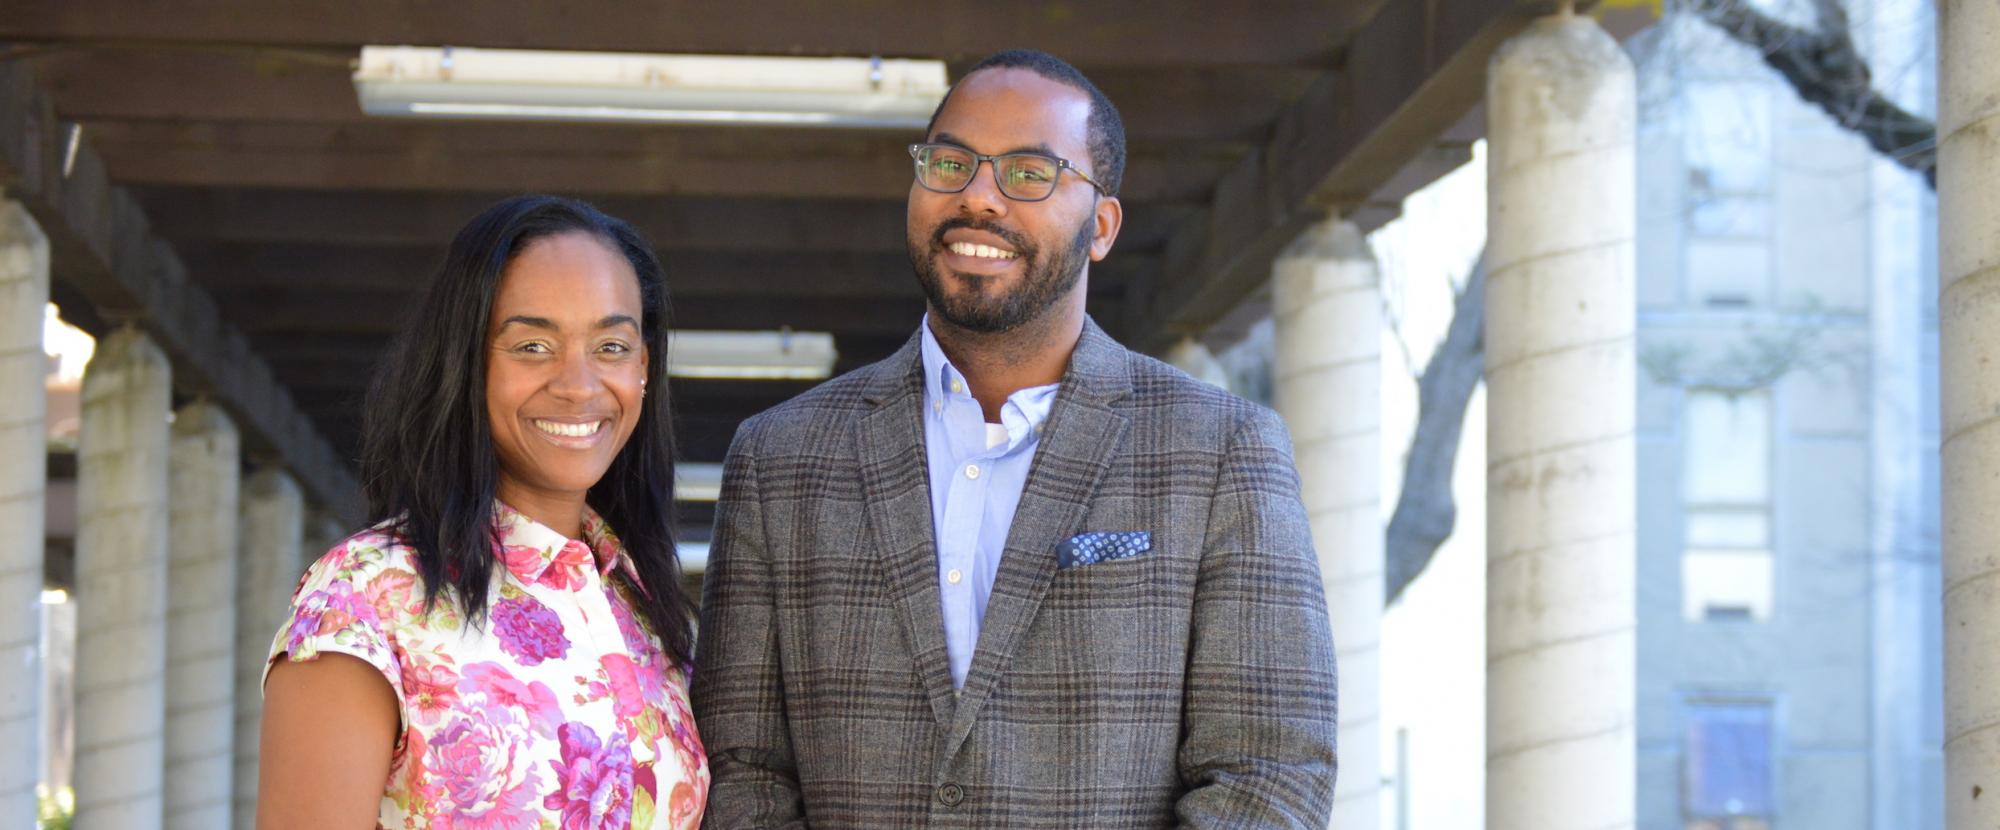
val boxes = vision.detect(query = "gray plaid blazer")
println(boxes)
[693,319,1338,829]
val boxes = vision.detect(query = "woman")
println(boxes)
[258,195,706,828]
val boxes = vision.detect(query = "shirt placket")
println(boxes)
[971,411,1034,609]
[554,555,658,760]
[936,375,1002,687]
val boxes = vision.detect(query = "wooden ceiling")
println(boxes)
[0,0,1548,519]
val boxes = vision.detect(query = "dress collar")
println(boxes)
[490,500,624,590]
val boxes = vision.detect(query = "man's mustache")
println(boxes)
[930,217,1034,255]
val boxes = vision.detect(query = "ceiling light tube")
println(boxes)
[678,540,711,574]
[354,46,948,129]
[667,329,838,380]
[676,462,724,502]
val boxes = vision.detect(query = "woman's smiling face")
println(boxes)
[484,231,649,514]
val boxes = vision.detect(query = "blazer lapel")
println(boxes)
[855,333,960,729]
[939,319,1133,763]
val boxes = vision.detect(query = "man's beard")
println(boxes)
[908,215,1094,334]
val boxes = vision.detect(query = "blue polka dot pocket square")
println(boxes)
[1055,531,1152,570]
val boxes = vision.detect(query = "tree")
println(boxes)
[1685,0,1936,187]
[1383,0,1935,603]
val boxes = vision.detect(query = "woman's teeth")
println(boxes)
[948,241,1020,260]
[534,420,603,438]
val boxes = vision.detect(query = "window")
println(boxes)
[1683,82,1774,308]
[1682,390,1774,622]
[1686,239,1772,307]
[1683,701,1775,829]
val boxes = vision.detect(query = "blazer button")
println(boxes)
[937,782,965,806]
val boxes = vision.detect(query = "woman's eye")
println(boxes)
[514,341,552,354]
[598,341,632,354]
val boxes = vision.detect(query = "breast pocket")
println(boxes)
[1036,539,1190,688]
[1045,532,1183,608]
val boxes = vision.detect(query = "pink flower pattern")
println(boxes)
[492,593,571,665]
[267,502,707,828]
[545,722,636,830]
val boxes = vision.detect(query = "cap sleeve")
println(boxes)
[263,535,407,714]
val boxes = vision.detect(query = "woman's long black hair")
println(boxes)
[359,194,694,667]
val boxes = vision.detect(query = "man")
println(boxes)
[693,49,1338,828]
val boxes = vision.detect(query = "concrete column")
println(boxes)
[1163,336,1231,389]
[165,401,239,829]
[232,467,301,830]
[1940,1,2000,825]
[1484,10,1637,830]
[73,326,172,830]
[1271,218,1380,830]
[0,200,49,826]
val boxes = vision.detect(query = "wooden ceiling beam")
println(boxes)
[180,243,1156,298]
[222,292,1126,343]
[82,121,1236,202]
[24,47,1316,144]
[0,60,361,518]
[0,1,1375,68]
[230,293,928,337]
[186,246,925,296]
[134,188,1198,254]
[248,331,915,368]
[1121,0,1553,353]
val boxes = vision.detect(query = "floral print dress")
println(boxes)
[267,502,707,829]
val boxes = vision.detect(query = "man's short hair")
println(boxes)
[924,49,1127,197]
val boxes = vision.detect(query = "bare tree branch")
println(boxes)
[1385,254,1485,604]
[1381,291,1423,380]
[1804,0,1852,39]
[1683,0,1936,188]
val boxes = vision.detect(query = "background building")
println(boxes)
[1355,2,1943,827]
[1629,3,1940,827]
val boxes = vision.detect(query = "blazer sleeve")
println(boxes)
[692,420,808,829]
[1174,406,1341,828]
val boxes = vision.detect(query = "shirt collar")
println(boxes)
[919,314,959,410]
[491,500,624,590]
[918,314,1060,437]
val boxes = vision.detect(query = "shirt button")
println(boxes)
[965,464,980,480]
[937,782,965,806]
[947,568,963,585]
[950,378,963,394]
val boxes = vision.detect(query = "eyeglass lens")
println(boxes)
[916,145,1062,200]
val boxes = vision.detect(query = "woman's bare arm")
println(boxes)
[257,653,400,829]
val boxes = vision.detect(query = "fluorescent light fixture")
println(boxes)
[678,540,711,574]
[669,329,837,380]
[676,462,724,503]
[354,46,948,129]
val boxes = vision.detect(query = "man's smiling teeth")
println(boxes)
[534,420,603,438]
[948,241,1020,260]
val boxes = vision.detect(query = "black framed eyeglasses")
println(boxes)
[908,142,1111,202]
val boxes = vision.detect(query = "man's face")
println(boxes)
[906,68,1121,334]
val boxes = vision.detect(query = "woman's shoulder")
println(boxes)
[273,520,422,690]
[286,517,467,647]
[296,519,422,602]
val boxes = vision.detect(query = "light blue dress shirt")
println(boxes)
[918,317,1058,688]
